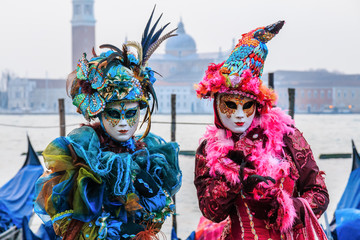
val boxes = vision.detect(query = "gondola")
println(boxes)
[329,140,360,240]
[0,136,44,240]
[352,140,360,171]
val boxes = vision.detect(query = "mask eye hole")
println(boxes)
[243,101,254,110]
[125,109,138,118]
[224,101,237,109]
[106,109,120,119]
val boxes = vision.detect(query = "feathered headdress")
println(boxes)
[67,7,177,138]
[195,21,284,112]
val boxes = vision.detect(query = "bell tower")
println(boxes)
[71,0,96,70]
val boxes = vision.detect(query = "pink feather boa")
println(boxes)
[201,107,297,232]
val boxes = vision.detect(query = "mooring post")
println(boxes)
[58,98,66,137]
[170,94,177,235]
[171,94,176,142]
[268,72,276,108]
[288,88,295,119]
[268,72,274,89]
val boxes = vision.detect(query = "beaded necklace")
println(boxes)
[236,176,286,240]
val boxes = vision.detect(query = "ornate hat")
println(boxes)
[195,21,284,111]
[67,7,177,122]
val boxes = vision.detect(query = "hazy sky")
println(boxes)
[0,0,359,79]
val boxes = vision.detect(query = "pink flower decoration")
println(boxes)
[238,69,261,95]
[229,75,241,87]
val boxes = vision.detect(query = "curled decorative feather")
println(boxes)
[126,41,143,66]
[66,70,77,97]
[99,44,123,54]
[148,83,158,113]
[152,69,163,78]
[92,47,98,57]
[105,52,123,64]
[98,60,108,70]
[138,106,152,140]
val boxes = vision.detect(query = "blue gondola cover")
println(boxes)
[0,137,43,232]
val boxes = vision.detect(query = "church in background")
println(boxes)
[149,20,226,114]
[1,0,359,114]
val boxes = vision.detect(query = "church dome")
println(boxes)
[165,20,196,57]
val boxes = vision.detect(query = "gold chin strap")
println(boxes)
[138,106,151,141]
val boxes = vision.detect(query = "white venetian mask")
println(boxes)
[101,101,140,142]
[216,94,256,133]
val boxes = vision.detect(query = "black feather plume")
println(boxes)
[96,58,108,71]
[99,44,123,54]
[148,83,158,113]
[121,44,129,68]
[106,52,123,64]
[143,14,164,52]
[141,6,172,66]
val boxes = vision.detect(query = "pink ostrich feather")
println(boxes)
[201,125,240,185]
[275,189,297,232]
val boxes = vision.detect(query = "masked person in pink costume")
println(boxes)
[194,21,329,240]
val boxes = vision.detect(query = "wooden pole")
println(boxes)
[58,98,66,136]
[171,94,176,142]
[288,88,295,119]
[170,94,177,235]
[268,72,276,108]
[268,72,274,89]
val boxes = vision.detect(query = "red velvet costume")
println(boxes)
[194,108,329,239]
[194,20,329,240]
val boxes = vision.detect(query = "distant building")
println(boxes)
[72,0,96,70]
[272,70,360,113]
[6,77,74,113]
[0,73,9,109]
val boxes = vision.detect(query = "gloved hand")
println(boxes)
[239,161,275,194]
[243,195,280,221]
[236,157,279,222]
[134,169,159,198]
[227,150,246,165]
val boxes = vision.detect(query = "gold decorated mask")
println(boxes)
[218,94,256,118]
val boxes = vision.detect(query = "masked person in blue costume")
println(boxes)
[34,8,181,240]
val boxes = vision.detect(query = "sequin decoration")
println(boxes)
[76,53,89,80]
[88,92,106,116]
[89,66,106,90]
